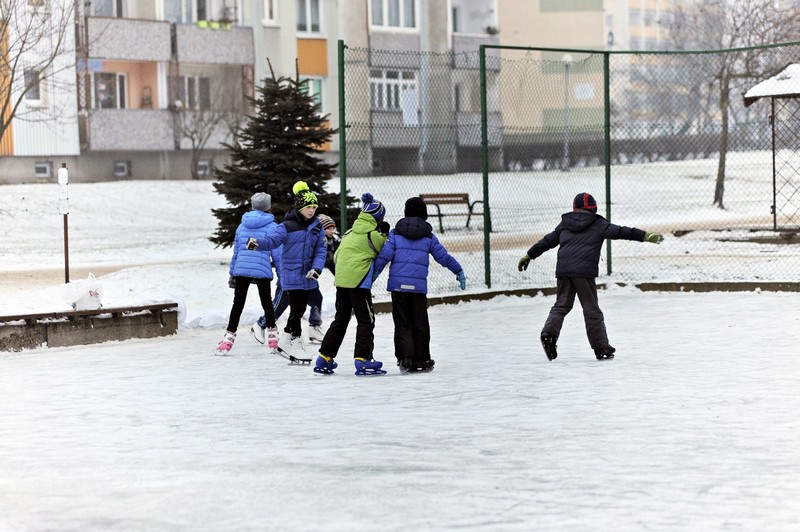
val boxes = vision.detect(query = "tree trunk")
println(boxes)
[714,77,730,209]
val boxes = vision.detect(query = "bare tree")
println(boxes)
[669,0,800,208]
[0,0,77,143]
[174,73,245,179]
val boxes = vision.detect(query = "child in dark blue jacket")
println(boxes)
[215,192,282,356]
[518,192,664,361]
[373,197,466,373]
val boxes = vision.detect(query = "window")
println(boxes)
[92,0,124,17]
[296,0,320,32]
[175,75,211,110]
[27,0,47,8]
[92,72,127,109]
[370,69,417,110]
[371,0,415,29]
[164,0,193,23]
[196,160,211,177]
[301,78,323,110]
[196,0,207,21]
[24,70,42,102]
[34,161,52,179]
[263,0,277,24]
[113,161,131,177]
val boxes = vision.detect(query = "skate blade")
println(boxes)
[313,367,335,375]
[354,369,388,376]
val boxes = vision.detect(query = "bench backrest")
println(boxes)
[420,193,470,204]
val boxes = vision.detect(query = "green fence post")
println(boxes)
[480,45,491,289]
[338,39,348,233]
[604,51,612,275]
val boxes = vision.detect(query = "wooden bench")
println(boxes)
[419,193,484,233]
[0,302,179,326]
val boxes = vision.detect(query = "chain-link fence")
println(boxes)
[339,42,800,299]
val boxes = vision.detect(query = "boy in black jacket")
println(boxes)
[518,192,664,361]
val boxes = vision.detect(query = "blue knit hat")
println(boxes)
[361,193,386,222]
[573,192,597,213]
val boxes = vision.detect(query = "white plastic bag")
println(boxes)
[63,273,104,310]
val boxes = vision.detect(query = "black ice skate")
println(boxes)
[540,333,558,361]
[594,346,616,361]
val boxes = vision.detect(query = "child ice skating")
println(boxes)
[215,192,282,356]
[518,192,664,361]
[373,196,467,373]
[247,181,327,362]
[314,193,389,375]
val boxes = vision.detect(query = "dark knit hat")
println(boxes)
[404,197,428,220]
[317,214,336,230]
[293,181,318,210]
[251,192,271,212]
[573,192,597,213]
[361,192,386,222]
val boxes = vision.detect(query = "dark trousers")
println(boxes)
[319,287,375,360]
[273,281,323,326]
[285,289,310,337]
[226,277,275,333]
[391,291,431,365]
[542,276,609,349]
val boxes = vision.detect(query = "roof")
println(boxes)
[743,64,800,107]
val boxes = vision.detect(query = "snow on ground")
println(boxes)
[1,177,799,530]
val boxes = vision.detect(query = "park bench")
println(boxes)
[419,193,484,233]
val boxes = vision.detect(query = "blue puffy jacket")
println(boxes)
[255,209,327,290]
[374,217,462,294]
[526,211,645,278]
[230,210,282,279]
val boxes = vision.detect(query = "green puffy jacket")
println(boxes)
[334,212,387,289]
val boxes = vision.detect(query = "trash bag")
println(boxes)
[63,273,104,310]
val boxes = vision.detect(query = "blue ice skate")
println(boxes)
[314,354,337,374]
[354,357,387,376]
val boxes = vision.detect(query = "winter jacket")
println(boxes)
[374,217,462,294]
[324,233,340,274]
[527,211,645,278]
[229,210,282,279]
[254,210,327,290]
[333,212,387,289]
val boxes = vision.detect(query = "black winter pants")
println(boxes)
[390,291,431,365]
[542,276,609,350]
[226,277,275,333]
[319,287,375,359]
[285,289,310,337]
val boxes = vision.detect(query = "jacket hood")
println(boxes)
[395,217,432,240]
[242,210,275,229]
[349,211,379,234]
[561,210,599,232]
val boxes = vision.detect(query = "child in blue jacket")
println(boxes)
[373,196,466,373]
[215,192,282,356]
[248,181,327,359]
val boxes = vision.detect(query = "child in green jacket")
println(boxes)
[314,193,389,375]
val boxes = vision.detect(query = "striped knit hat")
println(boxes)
[361,192,386,222]
[317,214,336,230]
[573,192,597,213]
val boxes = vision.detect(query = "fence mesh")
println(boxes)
[341,43,800,299]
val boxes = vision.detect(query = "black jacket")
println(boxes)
[527,211,645,278]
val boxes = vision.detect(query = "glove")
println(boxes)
[305,269,321,280]
[246,237,259,250]
[644,232,664,244]
[518,255,531,271]
[228,276,236,289]
[456,270,467,291]
[377,221,390,235]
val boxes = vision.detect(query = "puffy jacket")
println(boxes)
[333,212,387,289]
[374,217,462,294]
[255,210,327,290]
[230,210,282,279]
[527,211,645,278]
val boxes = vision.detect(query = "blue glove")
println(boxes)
[456,270,466,291]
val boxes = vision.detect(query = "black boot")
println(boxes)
[540,333,558,361]
[594,345,616,360]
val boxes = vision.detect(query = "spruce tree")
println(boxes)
[210,62,353,247]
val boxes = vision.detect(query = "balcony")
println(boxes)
[175,24,254,65]
[87,18,172,62]
[88,109,174,151]
[452,34,500,70]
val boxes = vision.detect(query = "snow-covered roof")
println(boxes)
[743,63,800,106]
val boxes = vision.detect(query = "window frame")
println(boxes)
[91,71,128,109]
[370,0,417,30]
[178,74,212,111]
[369,69,417,111]
[300,77,323,113]
[23,69,44,105]
[296,0,322,34]
[263,0,278,25]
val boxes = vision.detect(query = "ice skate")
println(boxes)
[266,327,279,352]
[398,358,434,374]
[354,357,386,376]
[540,333,558,361]
[314,354,338,374]
[307,325,325,344]
[594,345,616,360]
[250,319,266,345]
[214,331,236,356]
